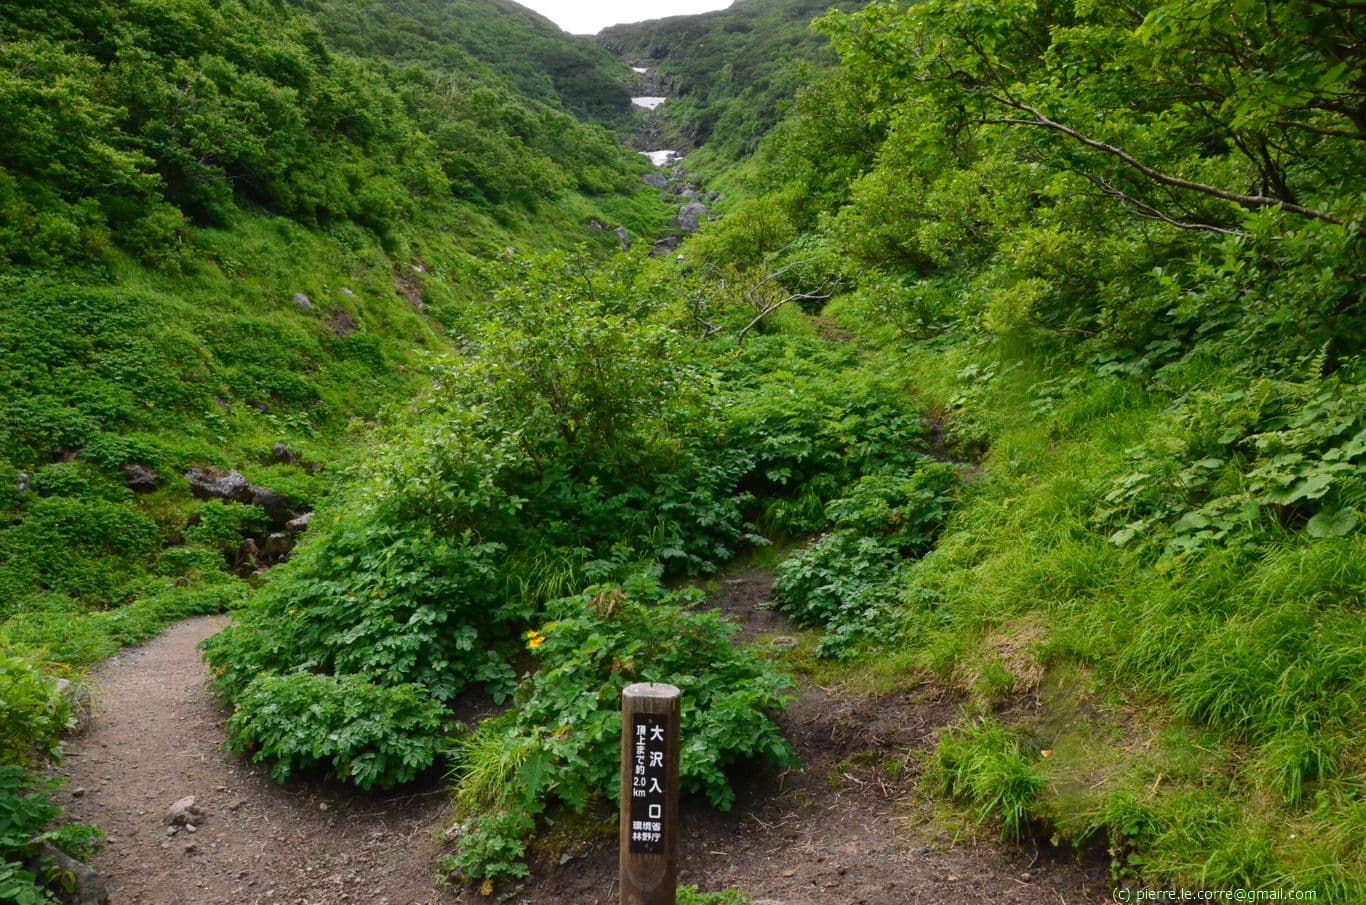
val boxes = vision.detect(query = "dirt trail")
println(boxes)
[59,584,1113,905]
[56,616,455,905]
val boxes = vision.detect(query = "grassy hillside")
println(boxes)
[0,0,662,658]
[0,1,664,896]
[4,0,1362,900]
[305,0,634,121]
[678,0,1365,896]
[600,0,865,164]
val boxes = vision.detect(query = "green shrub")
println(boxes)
[184,501,270,554]
[0,767,103,905]
[719,336,930,535]
[224,673,448,790]
[678,887,751,905]
[1100,376,1366,557]
[774,464,958,656]
[0,650,70,766]
[444,577,795,883]
[0,767,61,905]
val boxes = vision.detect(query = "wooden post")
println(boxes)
[620,682,680,905]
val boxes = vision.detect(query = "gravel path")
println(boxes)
[56,616,455,905]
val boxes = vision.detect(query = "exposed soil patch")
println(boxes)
[56,617,456,905]
[704,568,789,643]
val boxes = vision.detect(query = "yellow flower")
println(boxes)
[526,630,546,650]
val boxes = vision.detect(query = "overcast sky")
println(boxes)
[518,1,734,35]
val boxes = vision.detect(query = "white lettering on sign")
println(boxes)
[628,713,668,854]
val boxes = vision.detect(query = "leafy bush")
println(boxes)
[205,253,757,786]
[774,464,958,656]
[0,650,70,766]
[224,673,448,790]
[719,336,930,535]
[444,578,794,883]
[0,767,61,905]
[1100,374,1365,557]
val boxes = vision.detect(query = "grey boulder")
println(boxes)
[674,201,709,234]
[123,463,160,493]
[28,844,108,905]
[261,532,295,558]
[185,468,253,504]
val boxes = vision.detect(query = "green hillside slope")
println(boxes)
[673,0,1365,896]
[305,0,633,121]
[1,5,663,892]
[600,0,865,163]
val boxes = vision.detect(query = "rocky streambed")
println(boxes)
[621,64,720,253]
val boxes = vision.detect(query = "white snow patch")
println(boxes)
[631,96,667,110]
[641,150,681,167]
[631,67,649,74]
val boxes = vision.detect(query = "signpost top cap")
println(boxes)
[622,682,681,699]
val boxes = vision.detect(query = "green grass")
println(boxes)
[820,292,1366,899]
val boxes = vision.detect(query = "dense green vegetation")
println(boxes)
[308,0,633,122]
[680,0,1364,896]
[203,250,947,878]
[601,0,865,165]
[0,0,668,898]
[3,0,1363,900]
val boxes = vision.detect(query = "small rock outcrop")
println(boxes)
[186,467,294,525]
[651,235,682,257]
[614,226,632,250]
[122,463,160,493]
[260,510,313,563]
[270,442,299,465]
[27,844,108,905]
[186,468,253,505]
[261,532,294,558]
[643,172,669,190]
[674,201,709,234]
[16,472,31,494]
[291,292,313,312]
[250,486,292,525]
[165,795,203,828]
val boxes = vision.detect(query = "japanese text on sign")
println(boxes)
[628,713,667,854]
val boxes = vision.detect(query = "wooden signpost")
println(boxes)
[620,682,681,905]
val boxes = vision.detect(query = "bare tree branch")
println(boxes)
[1081,173,1250,238]
[736,290,832,342]
[979,100,1346,225]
